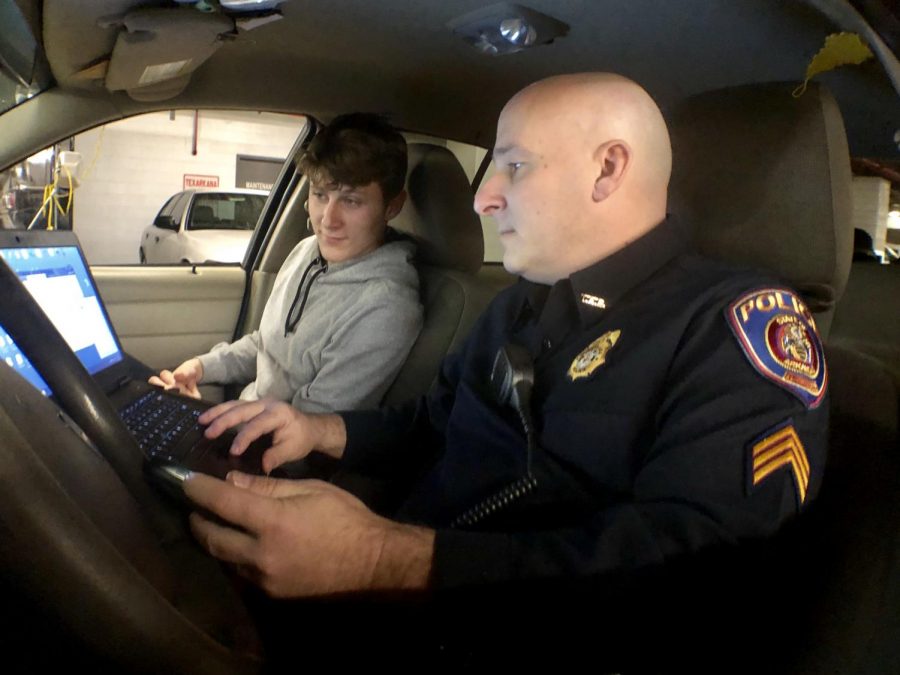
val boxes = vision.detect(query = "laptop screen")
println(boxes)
[0,242,124,396]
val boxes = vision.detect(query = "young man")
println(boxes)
[183,75,827,602]
[150,113,423,413]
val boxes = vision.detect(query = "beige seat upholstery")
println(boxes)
[669,82,853,338]
[324,143,494,507]
[382,143,495,404]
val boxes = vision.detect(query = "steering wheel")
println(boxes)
[0,254,264,672]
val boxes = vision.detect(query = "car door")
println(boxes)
[92,264,246,398]
[142,192,180,263]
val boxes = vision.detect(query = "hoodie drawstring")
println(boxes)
[284,255,328,336]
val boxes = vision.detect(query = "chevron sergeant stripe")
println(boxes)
[751,424,810,504]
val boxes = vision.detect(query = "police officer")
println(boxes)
[184,73,827,602]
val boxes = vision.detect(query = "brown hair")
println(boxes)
[299,113,407,201]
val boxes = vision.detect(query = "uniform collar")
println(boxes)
[521,216,690,329]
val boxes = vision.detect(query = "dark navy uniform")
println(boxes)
[340,217,827,589]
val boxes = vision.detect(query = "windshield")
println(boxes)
[0,1,52,115]
[187,193,267,231]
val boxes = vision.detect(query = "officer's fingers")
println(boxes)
[228,410,286,456]
[184,472,271,533]
[198,399,243,425]
[188,511,258,566]
[198,401,243,424]
[148,375,166,388]
[200,400,265,436]
[227,471,326,498]
[260,439,311,474]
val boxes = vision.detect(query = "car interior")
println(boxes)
[0,0,898,672]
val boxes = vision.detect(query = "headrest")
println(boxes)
[192,205,214,222]
[391,143,484,273]
[669,82,853,335]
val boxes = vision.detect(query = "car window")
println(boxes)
[156,193,181,220]
[187,192,266,231]
[169,192,191,227]
[1,110,306,265]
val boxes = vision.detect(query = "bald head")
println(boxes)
[475,73,673,283]
[507,73,672,215]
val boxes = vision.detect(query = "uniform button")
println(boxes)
[542,337,552,351]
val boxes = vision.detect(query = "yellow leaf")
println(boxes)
[793,32,874,97]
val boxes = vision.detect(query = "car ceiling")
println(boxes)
[18,0,900,158]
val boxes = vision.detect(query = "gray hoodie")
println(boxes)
[197,233,422,413]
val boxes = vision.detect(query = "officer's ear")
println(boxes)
[591,140,630,202]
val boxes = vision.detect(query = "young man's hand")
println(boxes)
[148,358,203,399]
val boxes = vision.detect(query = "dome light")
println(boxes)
[448,3,568,56]
[500,18,537,47]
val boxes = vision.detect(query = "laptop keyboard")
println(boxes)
[120,390,205,461]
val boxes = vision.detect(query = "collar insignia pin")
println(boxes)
[568,329,621,381]
[579,293,606,309]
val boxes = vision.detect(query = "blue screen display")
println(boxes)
[0,245,123,396]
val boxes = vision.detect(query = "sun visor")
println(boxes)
[103,8,234,101]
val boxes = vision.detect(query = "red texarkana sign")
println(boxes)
[183,174,219,189]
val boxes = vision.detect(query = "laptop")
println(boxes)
[0,229,266,488]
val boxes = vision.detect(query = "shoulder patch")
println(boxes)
[725,288,827,408]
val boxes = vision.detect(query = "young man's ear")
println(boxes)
[385,189,407,220]
[592,140,631,202]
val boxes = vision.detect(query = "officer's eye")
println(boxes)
[508,162,524,176]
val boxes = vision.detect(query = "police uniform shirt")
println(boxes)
[339,216,828,589]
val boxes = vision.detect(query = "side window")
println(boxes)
[152,192,185,230]
[0,110,306,264]
[168,192,190,228]
[156,193,180,220]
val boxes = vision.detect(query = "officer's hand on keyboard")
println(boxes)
[198,398,345,474]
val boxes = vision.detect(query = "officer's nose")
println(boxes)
[474,174,506,216]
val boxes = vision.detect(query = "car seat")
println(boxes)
[668,82,853,338]
[191,204,215,226]
[382,142,495,404]
[320,143,495,507]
